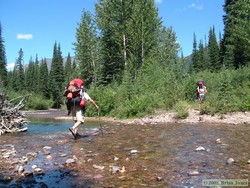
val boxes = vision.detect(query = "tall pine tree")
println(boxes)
[64,53,73,84]
[95,0,161,84]
[221,0,250,68]
[74,10,98,87]
[49,42,64,108]
[39,58,50,99]
[208,26,220,71]
[13,48,25,91]
[95,0,130,84]
[197,40,206,71]
[127,0,160,78]
[33,54,40,91]
[25,57,36,91]
[154,26,180,68]
[191,33,199,73]
[0,24,8,86]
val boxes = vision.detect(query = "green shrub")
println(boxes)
[113,95,154,118]
[86,86,116,117]
[173,101,189,119]
[26,94,52,110]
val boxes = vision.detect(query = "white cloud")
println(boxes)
[16,33,33,40]
[188,3,204,10]
[7,63,15,71]
[155,0,162,4]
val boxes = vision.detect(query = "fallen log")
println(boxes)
[0,91,31,135]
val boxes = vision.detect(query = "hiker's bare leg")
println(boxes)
[72,120,84,134]
[71,106,84,134]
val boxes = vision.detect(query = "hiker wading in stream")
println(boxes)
[63,78,99,139]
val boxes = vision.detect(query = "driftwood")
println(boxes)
[0,91,31,135]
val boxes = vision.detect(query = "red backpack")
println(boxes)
[65,78,84,99]
[64,78,86,114]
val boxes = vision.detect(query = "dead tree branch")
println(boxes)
[0,92,31,135]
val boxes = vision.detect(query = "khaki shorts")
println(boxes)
[71,105,84,123]
[199,94,206,102]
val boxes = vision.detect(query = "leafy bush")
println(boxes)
[26,94,52,110]
[86,86,116,117]
[173,100,189,119]
[114,95,154,118]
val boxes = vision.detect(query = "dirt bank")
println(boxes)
[127,109,250,125]
[23,109,250,125]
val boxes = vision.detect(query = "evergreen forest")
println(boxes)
[0,0,249,119]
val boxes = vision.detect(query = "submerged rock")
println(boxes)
[227,158,235,164]
[34,167,42,173]
[188,170,200,176]
[43,146,52,155]
[93,164,105,170]
[130,150,138,155]
[114,156,119,161]
[14,165,24,174]
[215,138,222,144]
[195,146,205,151]
[0,175,13,183]
[109,166,125,174]
[65,158,76,164]
[156,176,163,181]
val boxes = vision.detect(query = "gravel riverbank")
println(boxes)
[23,109,250,125]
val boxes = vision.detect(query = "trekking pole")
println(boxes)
[98,108,103,135]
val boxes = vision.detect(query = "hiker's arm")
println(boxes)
[197,87,200,93]
[89,98,99,109]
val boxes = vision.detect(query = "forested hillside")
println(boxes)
[0,0,249,118]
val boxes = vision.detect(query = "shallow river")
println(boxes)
[0,117,249,188]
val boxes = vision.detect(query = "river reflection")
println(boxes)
[0,119,249,188]
[26,118,100,136]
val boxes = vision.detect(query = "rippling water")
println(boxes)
[0,118,249,188]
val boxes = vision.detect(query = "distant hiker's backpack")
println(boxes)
[197,80,205,88]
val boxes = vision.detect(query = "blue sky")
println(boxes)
[1,0,224,70]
